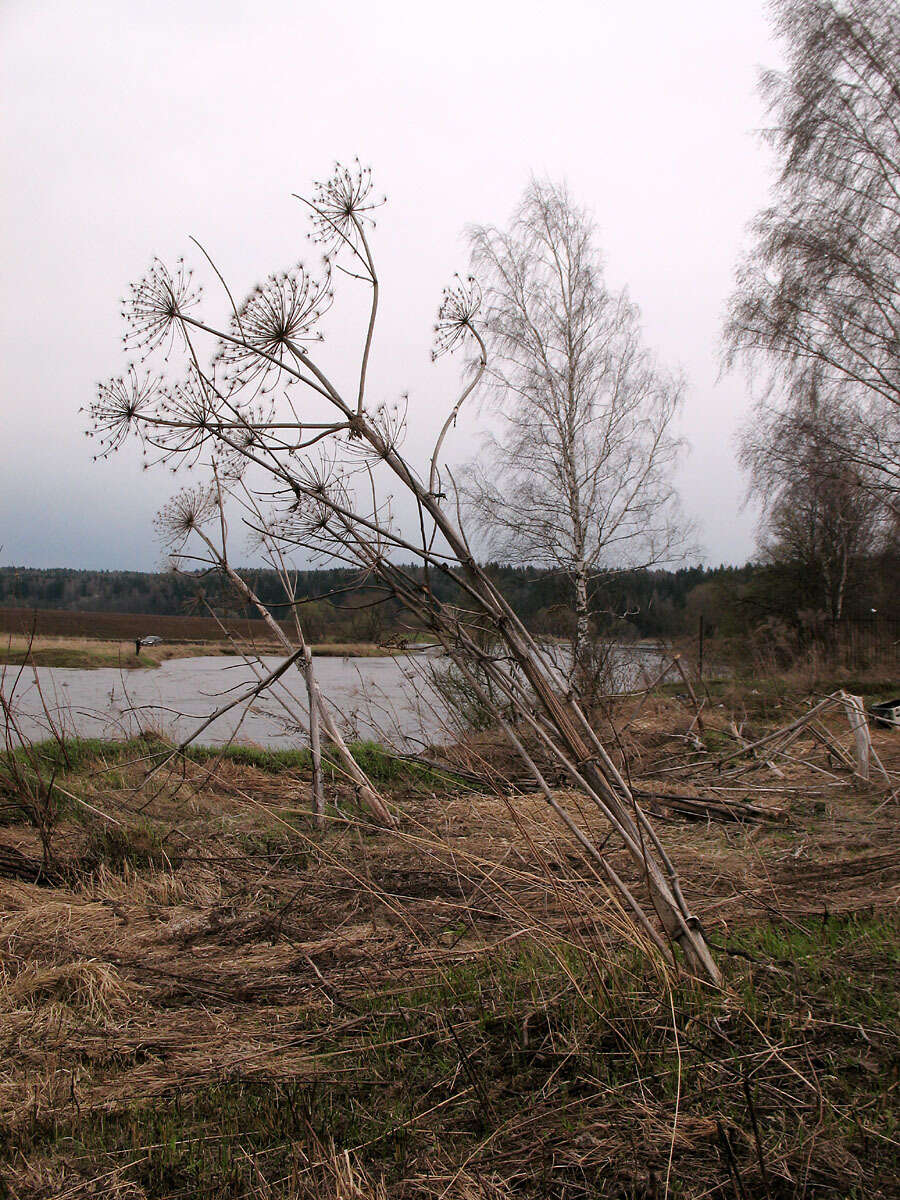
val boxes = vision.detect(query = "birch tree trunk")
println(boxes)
[572,564,591,689]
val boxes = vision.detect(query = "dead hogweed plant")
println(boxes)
[89,161,720,982]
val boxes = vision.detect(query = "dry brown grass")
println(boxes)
[2,958,137,1020]
[0,694,897,1196]
[4,1159,150,1200]
[78,860,224,907]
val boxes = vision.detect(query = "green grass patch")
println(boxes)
[183,743,314,773]
[7,914,898,1196]
[79,819,174,872]
[700,727,733,753]
[2,734,468,794]
[336,741,441,788]
[0,647,157,669]
[2,733,175,775]
[184,739,465,793]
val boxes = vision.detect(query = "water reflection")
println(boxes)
[1,645,670,750]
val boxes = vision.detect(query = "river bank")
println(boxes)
[1,688,897,1197]
[0,633,413,671]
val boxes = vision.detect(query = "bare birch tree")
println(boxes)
[739,379,887,620]
[89,162,721,981]
[463,181,688,684]
[725,0,900,499]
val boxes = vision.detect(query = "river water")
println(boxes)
[1,645,669,750]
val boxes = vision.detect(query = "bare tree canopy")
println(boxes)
[464,180,688,677]
[739,378,890,620]
[725,0,899,407]
[725,0,900,520]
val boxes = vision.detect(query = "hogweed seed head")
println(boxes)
[89,366,159,457]
[277,453,348,541]
[308,160,384,250]
[124,258,200,358]
[433,275,482,359]
[348,396,408,461]
[149,370,220,461]
[155,484,219,549]
[217,264,332,387]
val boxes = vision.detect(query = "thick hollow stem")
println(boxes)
[305,647,325,826]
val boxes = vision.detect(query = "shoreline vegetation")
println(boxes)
[1,680,897,1197]
[0,633,408,670]
[0,632,668,672]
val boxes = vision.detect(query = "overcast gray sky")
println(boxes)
[1,0,778,571]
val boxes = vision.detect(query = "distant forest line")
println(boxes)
[1,558,897,645]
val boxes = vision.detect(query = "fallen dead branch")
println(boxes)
[706,691,895,787]
[631,788,788,824]
[401,751,785,824]
[0,843,55,885]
